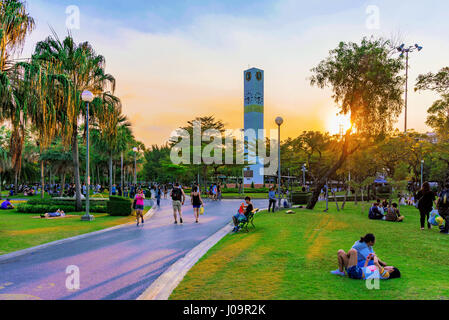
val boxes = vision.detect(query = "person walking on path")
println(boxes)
[171,183,186,224]
[155,186,162,208]
[416,182,437,230]
[135,189,146,226]
[437,182,449,234]
[268,187,276,212]
[191,185,204,223]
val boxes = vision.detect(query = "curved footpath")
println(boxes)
[0,198,266,300]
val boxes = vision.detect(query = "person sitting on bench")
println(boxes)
[1,199,14,210]
[232,197,253,232]
[40,209,66,219]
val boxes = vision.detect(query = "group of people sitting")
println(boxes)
[369,199,404,222]
[331,234,401,281]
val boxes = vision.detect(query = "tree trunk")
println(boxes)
[109,151,113,196]
[332,188,340,211]
[41,160,45,199]
[72,129,82,211]
[14,171,18,195]
[341,187,349,210]
[61,173,66,197]
[306,131,354,210]
[121,151,124,190]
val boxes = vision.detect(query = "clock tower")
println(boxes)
[243,67,264,186]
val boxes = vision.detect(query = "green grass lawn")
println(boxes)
[0,204,151,255]
[170,201,449,300]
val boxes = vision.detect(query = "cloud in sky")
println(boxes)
[20,0,449,146]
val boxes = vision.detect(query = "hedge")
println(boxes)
[292,192,312,205]
[17,204,107,214]
[27,198,107,206]
[107,196,132,216]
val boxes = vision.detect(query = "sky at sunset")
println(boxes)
[18,0,449,146]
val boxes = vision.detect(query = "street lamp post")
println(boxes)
[397,43,423,134]
[421,160,424,187]
[302,163,307,187]
[81,90,95,221]
[133,147,138,186]
[275,117,284,211]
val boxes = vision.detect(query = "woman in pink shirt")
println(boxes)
[135,189,145,226]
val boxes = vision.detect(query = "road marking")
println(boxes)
[34,283,55,291]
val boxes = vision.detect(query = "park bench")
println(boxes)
[238,208,260,232]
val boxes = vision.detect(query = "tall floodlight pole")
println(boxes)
[275,117,284,210]
[133,147,138,186]
[81,90,95,221]
[421,160,424,187]
[302,163,307,187]
[397,43,423,133]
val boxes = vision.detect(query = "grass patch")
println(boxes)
[170,201,449,300]
[0,206,151,255]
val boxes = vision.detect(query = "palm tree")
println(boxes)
[0,0,35,193]
[90,92,131,195]
[31,32,116,210]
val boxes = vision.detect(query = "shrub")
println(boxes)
[107,196,132,216]
[292,192,312,205]
[17,204,107,214]
[17,204,76,214]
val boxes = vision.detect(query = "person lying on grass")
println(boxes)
[40,209,66,219]
[332,234,388,276]
[332,249,401,280]
[1,198,14,210]
[232,197,253,232]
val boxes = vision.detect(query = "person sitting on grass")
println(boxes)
[40,209,66,219]
[332,249,401,280]
[1,198,14,210]
[385,203,404,222]
[369,203,384,220]
[232,197,253,232]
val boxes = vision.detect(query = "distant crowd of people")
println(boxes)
[367,181,449,234]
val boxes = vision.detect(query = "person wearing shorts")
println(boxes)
[191,185,203,223]
[333,249,401,281]
[171,183,186,224]
[135,189,145,226]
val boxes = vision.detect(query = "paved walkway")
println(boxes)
[0,198,267,300]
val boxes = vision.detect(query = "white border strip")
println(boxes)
[137,222,234,300]
[137,205,271,300]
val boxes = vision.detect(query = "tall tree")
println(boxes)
[0,0,34,193]
[31,32,116,210]
[308,37,405,209]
